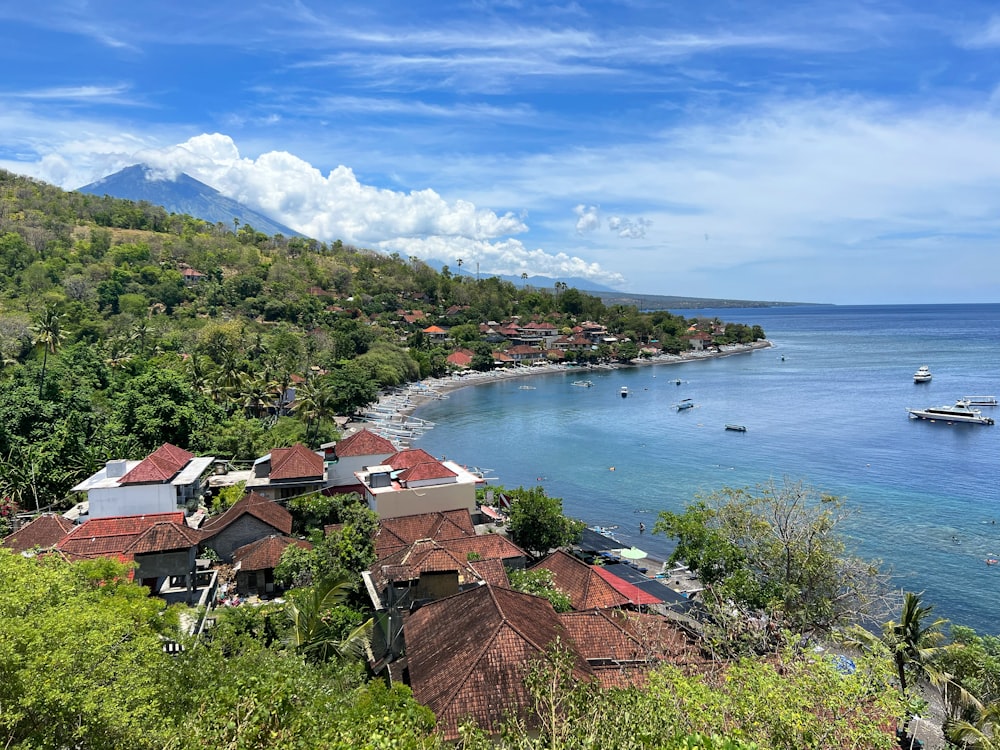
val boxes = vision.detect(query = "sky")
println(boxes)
[3,2,1000,305]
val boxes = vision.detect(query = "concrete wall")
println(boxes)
[369,483,476,520]
[203,516,281,562]
[88,484,177,519]
[329,454,392,488]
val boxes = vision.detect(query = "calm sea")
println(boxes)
[412,304,1000,633]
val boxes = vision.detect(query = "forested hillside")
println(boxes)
[0,169,763,517]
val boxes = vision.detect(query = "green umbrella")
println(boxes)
[620,546,648,560]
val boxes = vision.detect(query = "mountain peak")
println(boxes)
[78,164,301,238]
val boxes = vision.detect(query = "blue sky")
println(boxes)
[3,1,1000,304]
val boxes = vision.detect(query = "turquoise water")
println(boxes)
[412,304,1000,633]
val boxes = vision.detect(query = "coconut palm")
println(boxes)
[283,574,372,664]
[32,305,64,397]
[948,702,1000,749]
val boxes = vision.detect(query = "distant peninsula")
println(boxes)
[582,290,827,310]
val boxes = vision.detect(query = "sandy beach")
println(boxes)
[345,340,772,441]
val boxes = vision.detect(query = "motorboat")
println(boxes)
[913,365,932,383]
[964,395,997,406]
[725,424,747,432]
[620,386,629,398]
[676,398,695,411]
[906,400,994,425]
[572,380,593,388]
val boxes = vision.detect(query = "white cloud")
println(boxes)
[573,204,600,233]
[958,15,1000,48]
[607,215,651,239]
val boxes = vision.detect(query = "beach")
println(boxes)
[345,340,772,443]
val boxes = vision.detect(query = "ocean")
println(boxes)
[411,304,1000,634]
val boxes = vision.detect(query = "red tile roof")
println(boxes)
[385,448,439,471]
[233,535,313,571]
[269,444,323,480]
[2,513,74,553]
[531,550,630,610]
[422,325,447,334]
[374,510,476,559]
[335,429,395,458]
[591,565,662,605]
[200,492,293,536]
[398,461,458,484]
[406,585,594,740]
[119,443,194,485]
[446,350,473,368]
[56,512,186,557]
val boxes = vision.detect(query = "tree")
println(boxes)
[655,478,891,642]
[283,573,373,664]
[32,304,64,397]
[507,568,573,612]
[507,485,584,558]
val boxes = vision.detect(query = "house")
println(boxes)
[687,331,713,351]
[445,349,474,369]
[530,549,630,611]
[404,583,708,739]
[231,534,313,597]
[71,443,215,520]
[244,444,326,501]
[326,429,396,492]
[405,585,595,740]
[354,448,481,519]
[199,491,294,563]
[56,512,205,604]
[374,508,477,559]
[180,265,207,286]
[505,345,546,364]
[421,325,449,342]
[1,513,74,554]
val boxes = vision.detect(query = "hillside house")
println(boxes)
[71,443,215,520]
[244,444,326,501]
[354,448,481,519]
[231,534,313,597]
[199,491,294,563]
[326,428,396,492]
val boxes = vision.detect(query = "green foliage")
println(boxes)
[655,479,888,645]
[506,485,585,558]
[507,567,573,612]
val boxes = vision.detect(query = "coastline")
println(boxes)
[345,340,773,438]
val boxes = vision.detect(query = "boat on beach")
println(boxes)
[913,365,932,383]
[906,400,995,425]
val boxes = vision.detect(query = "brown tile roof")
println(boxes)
[406,584,594,740]
[233,535,313,571]
[439,534,526,562]
[335,429,395,458]
[200,492,293,536]
[374,510,476,559]
[269,444,323,480]
[372,539,482,591]
[469,558,510,587]
[558,609,708,688]
[446,350,473,368]
[127,521,202,554]
[531,550,630,611]
[119,443,194,485]
[2,513,74,553]
[56,512,186,558]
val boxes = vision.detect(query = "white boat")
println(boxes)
[725,424,747,432]
[964,395,997,406]
[913,365,932,383]
[572,380,594,388]
[676,398,695,411]
[620,386,629,398]
[906,400,994,425]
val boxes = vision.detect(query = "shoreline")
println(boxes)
[345,340,773,438]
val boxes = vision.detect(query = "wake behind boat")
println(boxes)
[907,400,994,425]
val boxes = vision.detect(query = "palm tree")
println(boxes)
[33,305,64,397]
[284,574,373,664]
[886,592,948,693]
[948,702,1000,749]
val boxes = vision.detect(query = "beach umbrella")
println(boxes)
[620,546,648,560]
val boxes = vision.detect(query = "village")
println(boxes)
[2,421,720,740]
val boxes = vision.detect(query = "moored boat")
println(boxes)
[676,398,695,411]
[725,424,747,432]
[572,380,594,388]
[620,386,629,398]
[963,395,997,406]
[906,400,994,425]
[913,365,932,383]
